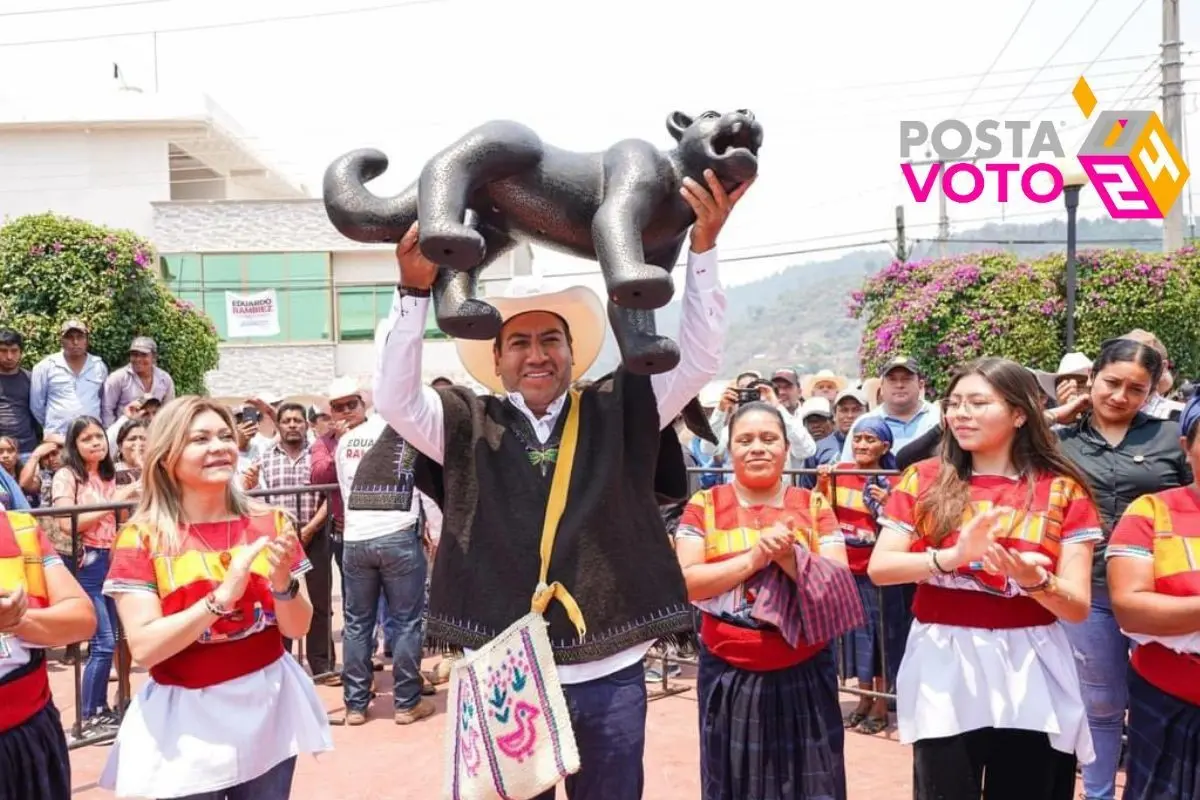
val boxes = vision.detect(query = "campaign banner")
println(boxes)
[225,290,280,338]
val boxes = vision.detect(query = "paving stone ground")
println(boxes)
[58,588,1122,799]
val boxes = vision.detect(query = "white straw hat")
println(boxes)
[454,279,606,395]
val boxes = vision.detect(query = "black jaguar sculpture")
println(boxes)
[322,109,762,374]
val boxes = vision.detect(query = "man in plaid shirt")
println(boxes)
[255,401,335,682]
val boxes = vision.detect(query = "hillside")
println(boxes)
[589,217,1173,380]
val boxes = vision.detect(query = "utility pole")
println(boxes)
[895,205,908,262]
[1162,0,1184,251]
[906,153,977,258]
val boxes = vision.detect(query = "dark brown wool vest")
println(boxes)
[415,370,695,664]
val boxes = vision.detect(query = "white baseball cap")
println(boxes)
[800,397,833,421]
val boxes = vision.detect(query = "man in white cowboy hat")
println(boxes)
[1030,351,1093,408]
[802,369,848,403]
[310,375,435,726]
[374,173,750,799]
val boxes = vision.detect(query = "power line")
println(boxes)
[0,0,452,47]
[954,0,1040,117]
[1110,56,1162,108]
[2,61,1178,182]
[838,51,1155,92]
[0,0,169,16]
[996,0,1103,118]
[1027,0,1152,120]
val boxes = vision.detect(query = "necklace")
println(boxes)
[218,518,235,569]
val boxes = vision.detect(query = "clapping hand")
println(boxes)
[0,586,27,634]
[942,508,1009,571]
[266,532,298,593]
[982,544,1052,588]
[213,537,271,609]
[747,518,796,572]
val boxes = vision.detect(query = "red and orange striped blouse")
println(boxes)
[0,512,60,731]
[881,458,1102,629]
[104,509,311,689]
[1108,487,1200,707]
[677,483,842,669]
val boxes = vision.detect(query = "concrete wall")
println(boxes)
[0,129,170,237]
[205,344,337,398]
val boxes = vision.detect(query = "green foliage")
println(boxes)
[0,213,220,395]
[850,246,1200,395]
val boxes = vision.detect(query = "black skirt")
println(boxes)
[0,701,71,800]
[1125,669,1200,800]
[698,646,846,800]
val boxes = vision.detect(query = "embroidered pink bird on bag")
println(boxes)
[496,701,540,762]
[461,728,482,777]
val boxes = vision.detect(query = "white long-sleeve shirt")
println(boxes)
[373,247,726,684]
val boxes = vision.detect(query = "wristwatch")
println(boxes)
[271,579,300,601]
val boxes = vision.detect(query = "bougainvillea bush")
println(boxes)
[0,213,220,395]
[850,246,1200,395]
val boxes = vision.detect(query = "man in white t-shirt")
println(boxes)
[313,376,434,727]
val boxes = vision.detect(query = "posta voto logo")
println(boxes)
[899,75,1189,219]
[1073,75,1190,219]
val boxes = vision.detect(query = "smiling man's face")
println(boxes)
[493,311,573,414]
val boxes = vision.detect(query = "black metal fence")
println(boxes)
[30,483,339,749]
[43,465,906,743]
[647,466,905,705]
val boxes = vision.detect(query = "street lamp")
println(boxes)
[1061,163,1088,351]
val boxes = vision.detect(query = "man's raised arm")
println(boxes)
[649,171,754,428]
[372,226,448,465]
[650,246,724,428]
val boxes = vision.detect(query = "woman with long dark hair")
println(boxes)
[676,401,862,800]
[1107,393,1200,799]
[869,357,1103,799]
[113,420,147,484]
[50,416,138,736]
[1052,338,1192,800]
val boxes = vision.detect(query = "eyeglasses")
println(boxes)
[330,398,360,414]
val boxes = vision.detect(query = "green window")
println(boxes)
[334,285,448,342]
[160,253,333,344]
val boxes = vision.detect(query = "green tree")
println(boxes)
[850,246,1200,395]
[0,213,220,395]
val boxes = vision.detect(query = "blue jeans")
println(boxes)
[171,755,296,800]
[1063,584,1130,800]
[374,595,397,657]
[341,529,427,712]
[76,546,116,717]
[532,662,648,800]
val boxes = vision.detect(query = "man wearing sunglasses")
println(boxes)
[310,377,434,726]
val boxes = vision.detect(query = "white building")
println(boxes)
[0,85,538,396]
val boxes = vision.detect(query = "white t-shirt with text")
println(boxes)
[336,414,422,543]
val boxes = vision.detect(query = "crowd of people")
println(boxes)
[2,167,1199,800]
